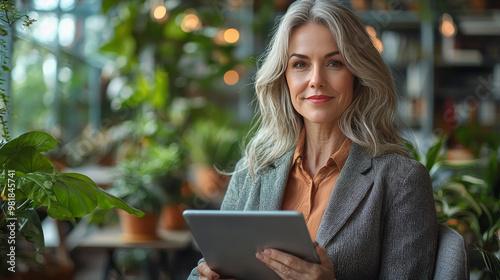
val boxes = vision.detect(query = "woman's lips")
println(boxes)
[306,95,333,104]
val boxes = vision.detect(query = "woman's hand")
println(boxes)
[255,242,335,280]
[197,262,237,280]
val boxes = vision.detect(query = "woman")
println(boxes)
[189,0,437,279]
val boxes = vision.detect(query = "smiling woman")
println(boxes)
[285,23,354,127]
[188,0,439,279]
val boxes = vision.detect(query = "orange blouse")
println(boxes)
[281,131,352,240]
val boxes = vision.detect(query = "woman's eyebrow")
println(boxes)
[289,51,340,60]
[289,53,309,60]
[324,51,340,58]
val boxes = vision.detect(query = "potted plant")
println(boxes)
[108,158,163,241]
[184,110,244,205]
[107,116,192,232]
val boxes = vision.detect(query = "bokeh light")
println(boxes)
[223,28,239,43]
[181,13,202,32]
[153,5,167,20]
[440,13,457,37]
[223,70,239,85]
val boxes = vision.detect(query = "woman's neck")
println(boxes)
[302,122,346,177]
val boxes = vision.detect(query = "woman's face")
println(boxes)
[285,23,355,126]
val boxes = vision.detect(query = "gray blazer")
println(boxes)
[188,143,438,280]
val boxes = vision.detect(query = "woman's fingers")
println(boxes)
[197,262,220,280]
[315,245,334,269]
[256,247,335,280]
[256,249,312,279]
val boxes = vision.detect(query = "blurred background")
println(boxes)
[2,0,500,279]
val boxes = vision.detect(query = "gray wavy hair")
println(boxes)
[242,0,409,176]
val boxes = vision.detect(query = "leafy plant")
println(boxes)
[109,140,188,214]
[409,134,500,278]
[0,131,144,276]
[184,117,243,170]
[476,244,500,280]
[0,3,143,278]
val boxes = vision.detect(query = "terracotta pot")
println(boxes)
[118,210,159,242]
[159,204,187,230]
[446,148,474,161]
[193,165,230,201]
[350,0,371,11]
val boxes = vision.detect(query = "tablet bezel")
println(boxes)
[183,210,320,280]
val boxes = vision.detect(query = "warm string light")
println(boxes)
[440,13,457,37]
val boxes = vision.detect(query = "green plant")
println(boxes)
[409,134,500,278]
[0,132,144,275]
[109,140,187,214]
[476,243,500,280]
[0,3,143,278]
[184,116,243,170]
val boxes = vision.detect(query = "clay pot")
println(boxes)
[446,148,474,161]
[350,0,371,11]
[193,165,230,201]
[159,204,187,230]
[118,210,159,242]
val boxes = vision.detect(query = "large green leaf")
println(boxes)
[19,172,94,219]
[0,131,58,162]
[20,172,143,220]
[48,173,98,219]
[65,173,144,217]
[425,135,446,172]
[19,173,58,206]
[94,187,145,218]
[4,146,54,175]
[19,173,73,219]
[405,142,420,162]
[17,208,45,253]
[476,246,500,279]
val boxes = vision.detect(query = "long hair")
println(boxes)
[243,0,408,176]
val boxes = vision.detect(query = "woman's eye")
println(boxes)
[293,61,307,68]
[328,60,343,68]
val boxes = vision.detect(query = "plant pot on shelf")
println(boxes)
[193,165,230,202]
[118,210,159,242]
[159,204,187,230]
[350,0,371,11]
[446,148,474,162]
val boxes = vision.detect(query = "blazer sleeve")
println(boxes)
[379,160,438,279]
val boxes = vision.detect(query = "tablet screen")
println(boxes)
[183,210,319,280]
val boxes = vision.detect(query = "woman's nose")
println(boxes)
[309,66,326,89]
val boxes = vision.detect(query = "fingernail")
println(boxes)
[264,249,271,255]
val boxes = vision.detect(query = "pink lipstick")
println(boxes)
[306,95,333,104]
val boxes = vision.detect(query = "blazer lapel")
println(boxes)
[257,149,295,211]
[316,143,374,246]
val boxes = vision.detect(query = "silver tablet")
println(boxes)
[183,210,320,280]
